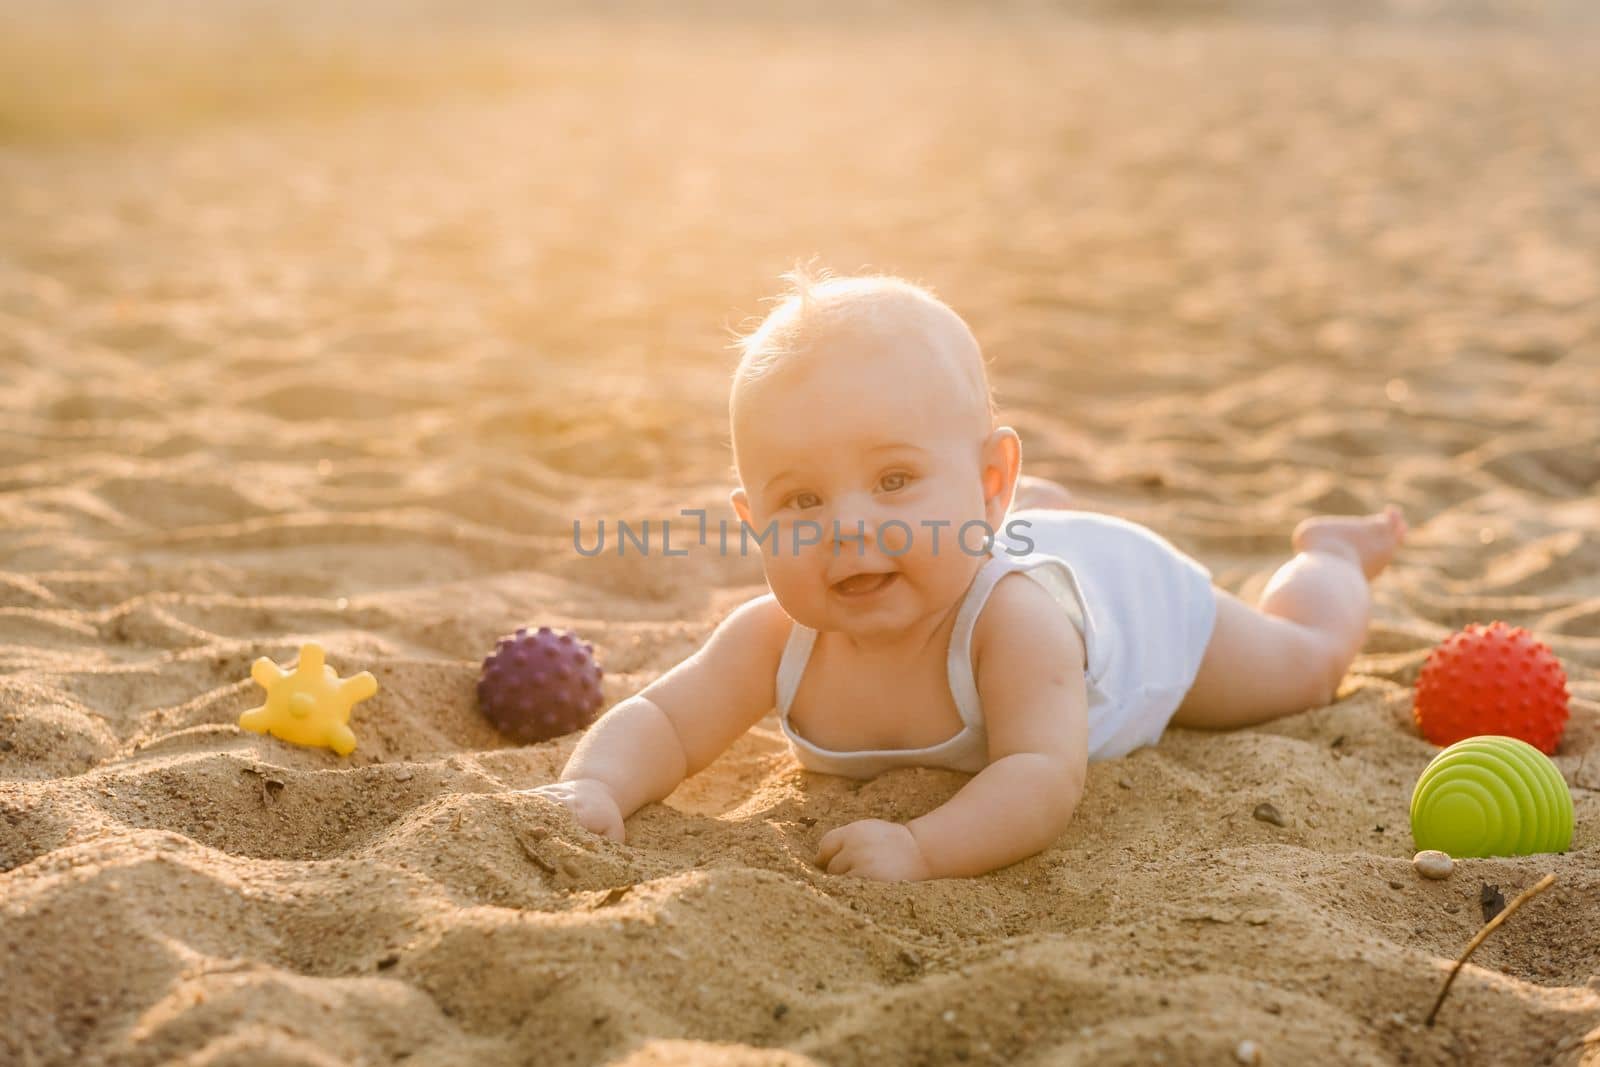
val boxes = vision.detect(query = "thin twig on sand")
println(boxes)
[1425,873,1557,1027]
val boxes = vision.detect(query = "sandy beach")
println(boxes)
[2,4,1598,1064]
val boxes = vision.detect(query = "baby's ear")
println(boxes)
[982,427,1022,519]
[729,487,753,528]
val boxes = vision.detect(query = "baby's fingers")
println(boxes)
[815,827,846,869]
[520,786,590,828]
[519,785,570,811]
[825,849,856,876]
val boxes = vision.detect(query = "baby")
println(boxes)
[529,269,1407,881]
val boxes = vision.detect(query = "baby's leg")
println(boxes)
[1171,506,1407,730]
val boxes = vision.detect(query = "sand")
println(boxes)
[2,4,1598,1065]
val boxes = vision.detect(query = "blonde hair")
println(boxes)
[728,264,996,430]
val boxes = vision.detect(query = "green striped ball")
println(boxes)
[1410,735,1573,857]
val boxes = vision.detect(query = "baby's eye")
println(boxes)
[880,471,913,492]
[786,491,821,510]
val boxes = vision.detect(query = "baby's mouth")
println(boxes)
[831,572,899,597]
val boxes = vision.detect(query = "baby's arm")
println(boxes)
[907,575,1089,879]
[530,594,792,838]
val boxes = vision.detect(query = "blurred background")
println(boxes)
[3,0,1599,617]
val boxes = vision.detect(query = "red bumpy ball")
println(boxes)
[1413,621,1570,754]
[477,626,604,743]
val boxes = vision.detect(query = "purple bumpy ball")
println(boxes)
[477,626,604,743]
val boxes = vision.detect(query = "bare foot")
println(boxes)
[1013,474,1075,512]
[1291,505,1408,580]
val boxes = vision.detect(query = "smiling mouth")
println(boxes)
[831,572,899,597]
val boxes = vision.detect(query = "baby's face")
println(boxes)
[730,337,1012,641]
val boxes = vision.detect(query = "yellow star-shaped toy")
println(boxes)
[239,642,376,756]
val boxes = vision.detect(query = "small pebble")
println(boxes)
[1252,803,1286,827]
[1235,1038,1262,1064]
[1412,850,1454,880]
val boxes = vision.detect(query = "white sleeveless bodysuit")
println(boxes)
[773,508,1219,779]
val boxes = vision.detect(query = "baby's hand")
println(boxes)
[522,778,625,843]
[816,819,932,882]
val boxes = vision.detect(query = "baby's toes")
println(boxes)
[1383,504,1408,544]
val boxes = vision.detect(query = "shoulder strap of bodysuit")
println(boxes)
[946,553,1017,729]
[774,623,818,714]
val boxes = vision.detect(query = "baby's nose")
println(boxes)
[828,495,910,555]
[830,517,872,547]
[828,497,878,544]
